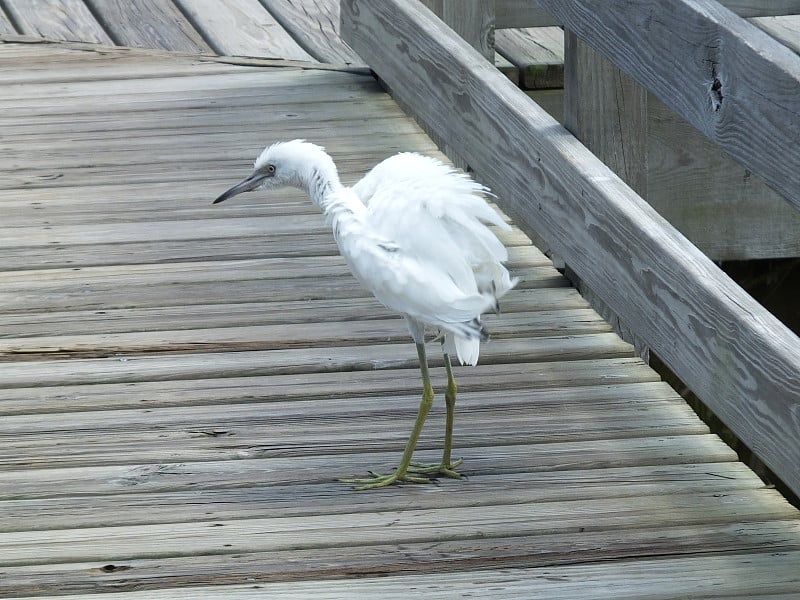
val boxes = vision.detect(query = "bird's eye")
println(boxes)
[266,164,276,175]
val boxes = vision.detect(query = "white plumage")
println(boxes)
[215,140,517,489]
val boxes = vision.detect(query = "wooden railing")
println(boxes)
[340,0,800,497]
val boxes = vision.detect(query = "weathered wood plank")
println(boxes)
[174,0,315,61]
[21,550,800,599]
[536,0,800,211]
[0,8,15,33]
[83,0,212,53]
[0,287,561,340]
[0,333,634,387]
[0,231,537,271]
[645,91,800,259]
[0,383,690,436]
[340,0,800,496]
[0,310,611,360]
[260,0,364,64]
[495,0,800,27]
[752,14,800,54]
[2,0,113,43]
[0,396,708,469]
[495,27,564,89]
[0,434,732,502]
[0,357,657,415]
[4,464,764,536]
[420,0,494,60]
[2,489,793,568]
[0,271,569,315]
[2,519,798,597]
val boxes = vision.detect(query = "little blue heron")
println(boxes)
[214,140,517,490]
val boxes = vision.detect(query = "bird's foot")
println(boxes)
[339,469,432,491]
[409,458,464,479]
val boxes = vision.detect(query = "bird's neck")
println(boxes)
[306,166,342,209]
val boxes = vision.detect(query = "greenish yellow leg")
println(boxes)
[340,342,434,490]
[410,351,463,479]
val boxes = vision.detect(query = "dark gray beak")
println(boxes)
[214,172,269,204]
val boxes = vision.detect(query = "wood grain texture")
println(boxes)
[3,551,800,599]
[260,0,364,64]
[174,0,314,60]
[420,0,494,60]
[495,0,800,27]
[3,0,112,43]
[2,520,797,596]
[83,0,212,53]
[495,26,564,89]
[0,6,15,33]
[340,0,800,496]
[536,0,800,211]
[2,39,799,598]
[752,14,800,54]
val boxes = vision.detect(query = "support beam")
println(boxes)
[340,0,800,496]
[535,0,800,212]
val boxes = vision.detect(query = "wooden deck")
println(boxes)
[1,4,800,599]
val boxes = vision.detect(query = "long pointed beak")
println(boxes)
[213,172,268,204]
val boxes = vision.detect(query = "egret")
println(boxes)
[214,140,517,490]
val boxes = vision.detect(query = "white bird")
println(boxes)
[214,140,517,490]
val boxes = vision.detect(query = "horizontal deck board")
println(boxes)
[6,489,794,568]
[0,357,659,415]
[2,524,798,596]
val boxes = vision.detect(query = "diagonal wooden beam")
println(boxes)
[536,0,800,212]
[340,0,800,495]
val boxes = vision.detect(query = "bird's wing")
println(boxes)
[357,153,512,264]
[336,224,494,330]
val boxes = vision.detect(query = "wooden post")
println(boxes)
[563,30,650,358]
[563,30,800,261]
[419,0,494,60]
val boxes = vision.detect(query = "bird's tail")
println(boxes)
[443,319,487,366]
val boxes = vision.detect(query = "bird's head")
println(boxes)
[214,139,335,204]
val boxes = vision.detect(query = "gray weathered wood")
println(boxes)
[174,0,314,60]
[752,14,800,54]
[83,0,212,53]
[420,0,494,60]
[495,26,564,89]
[260,0,364,65]
[563,29,800,260]
[3,0,113,43]
[2,550,799,599]
[1,519,795,596]
[2,36,799,599]
[495,0,800,28]
[536,0,800,212]
[340,0,800,496]
[0,7,15,33]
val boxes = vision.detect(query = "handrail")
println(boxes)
[340,0,800,496]
[496,0,800,28]
[536,0,800,212]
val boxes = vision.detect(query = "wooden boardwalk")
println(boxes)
[1,4,800,599]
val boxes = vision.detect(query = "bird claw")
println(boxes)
[339,470,432,491]
[409,458,464,479]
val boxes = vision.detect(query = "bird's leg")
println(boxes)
[340,342,434,490]
[409,348,463,479]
